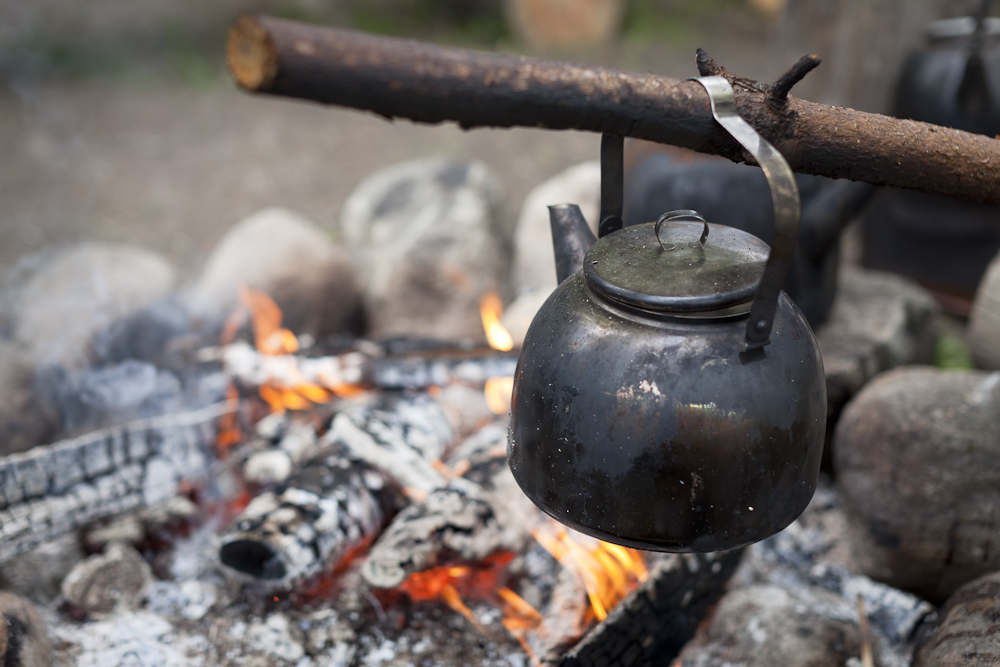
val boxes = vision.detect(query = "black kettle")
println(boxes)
[507,77,827,553]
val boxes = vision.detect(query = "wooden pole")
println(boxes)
[227,14,1000,206]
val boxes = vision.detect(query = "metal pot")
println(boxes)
[863,2,1000,303]
[508,77,827,553]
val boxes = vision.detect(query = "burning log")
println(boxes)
[559,550,745,667]
[214,340,518,393]
[228,15,1000,205]
[0,402,228,562]
[323,393,456,496]
[360,423,529,589]
[220,393,456,585]
[219,452,393,586]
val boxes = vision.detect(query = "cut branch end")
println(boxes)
[227,14,278,92]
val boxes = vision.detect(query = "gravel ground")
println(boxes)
[0,2,782,280]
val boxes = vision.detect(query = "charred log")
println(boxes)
[360,423,528,589]
[216,340,517,392]
[558,549,745,667]
[220,393,456,586]
[0,402,228,562]
[324,393,456,496]
[228,15,1000,205]
[219,452,394,586]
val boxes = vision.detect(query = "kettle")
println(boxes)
[507,77,827,552]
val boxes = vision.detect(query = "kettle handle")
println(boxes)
[689,76,801,353]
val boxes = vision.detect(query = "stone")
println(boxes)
[340,158,509,341]
[243,449,292,485]
[0,340,56,456]
[677,583,862,667]
[0,532,84,603]
[511,160,600,297]
[503,0,626,48]
[61,542,152,615]
[187,206,364,338]
[913,570,1000,666]
[968,249,1000,369]
[83,512,145,551]
[5,242,176,369]
[815,267,939,429]
[834,367,1000,603]
[500,288,550,349]
[0,591,51,667]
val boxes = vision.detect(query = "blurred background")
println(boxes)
[0,0,981,276]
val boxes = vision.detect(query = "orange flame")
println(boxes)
[238,287,365,412]
[397,552,547,663]
[532,524,648,622]
[484,376,515,415]
[480,292,514,352]
[214,384,242,458]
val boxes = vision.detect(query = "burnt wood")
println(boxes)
[228,14,1000,205]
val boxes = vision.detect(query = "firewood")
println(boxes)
[0,402,229,562]
[220,393,456,586]
[214,340,517,391]
[558,550,745,667]
[360,423,529,589]
[219,451,393,587]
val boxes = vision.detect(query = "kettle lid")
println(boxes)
[584,211,770,317]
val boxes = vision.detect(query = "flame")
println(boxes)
[396,552,546,662]
[532,524,648,622]
[484,376,515,415]
[480,292,514,352]
[214,384,242,458]
[238,287,364,412]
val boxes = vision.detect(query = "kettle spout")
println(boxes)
[549,204,597,284]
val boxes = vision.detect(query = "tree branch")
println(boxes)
[227,14,1000,206]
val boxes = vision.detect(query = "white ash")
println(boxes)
[50,610,206,667]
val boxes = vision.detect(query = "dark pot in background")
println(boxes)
[862,9,1000,309]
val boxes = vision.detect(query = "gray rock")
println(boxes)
[969,249,1000,370]
[0,532,84,604]
[6,242,175,368]
[511,160,599,296]
[815,267,939,426]
[834,367,1000,603]
[914,570,1000,666]
[0,340,55,456]
[61,542,152,615]
[500,288,551,349]
[187,207,364,338]
[0,590,51,667]
[677,583,862,667]
[340,158,509,341]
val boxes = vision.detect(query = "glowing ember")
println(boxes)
[484,376,515,415]
[214,384,242,458]
[532,523,648,622]
[480,292,514,352]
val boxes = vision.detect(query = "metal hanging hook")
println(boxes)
[689,76,801,353]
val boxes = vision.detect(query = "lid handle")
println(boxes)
[689,76,800,353]
[654,210,710,251]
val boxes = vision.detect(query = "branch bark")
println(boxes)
[227,14,1000,206]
